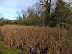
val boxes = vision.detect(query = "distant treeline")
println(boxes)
[0,0,72,27]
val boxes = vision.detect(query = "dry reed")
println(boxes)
[0,25,71,54]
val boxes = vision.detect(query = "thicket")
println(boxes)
[0,0,72,28]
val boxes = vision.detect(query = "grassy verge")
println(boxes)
[0,41,22,54]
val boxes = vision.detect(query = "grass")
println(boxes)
[0,41,22,54]
[8,49,22,54]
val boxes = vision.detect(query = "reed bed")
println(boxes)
[0,25,71,54]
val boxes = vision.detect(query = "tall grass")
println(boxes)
[0,25,72,54]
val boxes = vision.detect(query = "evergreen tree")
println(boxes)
[55,0,72,27]
[17,16,24,25]
[22,13,26,25]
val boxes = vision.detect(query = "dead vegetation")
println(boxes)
[0,25,72,54]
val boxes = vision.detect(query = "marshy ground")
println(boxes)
[0,25,72,54]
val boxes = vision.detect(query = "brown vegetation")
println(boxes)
[0,25,72,54]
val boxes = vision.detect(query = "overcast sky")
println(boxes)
[0,0,70,20]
